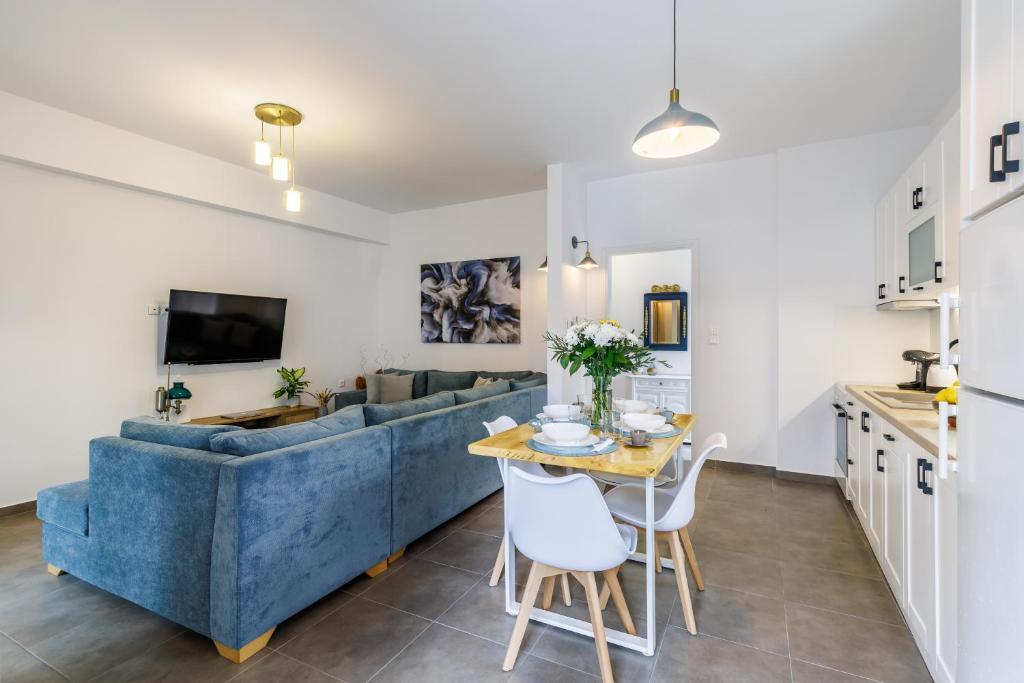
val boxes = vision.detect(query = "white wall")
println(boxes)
[0,160,384,507]
[582,127,934,473]
[587,154,781,467]
[380,191,547,373]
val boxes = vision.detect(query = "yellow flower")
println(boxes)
[599,319,621,327]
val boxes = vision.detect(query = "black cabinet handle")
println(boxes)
[916,458,925,490]
[898,276,906,294]
[912,286,925,291]
[860,411,869,433]
[991,134,1007,182]
[878,284,885,300]
[912,187,923,210]
[846,401,853,407]
[883,434,896,442]
[1003,122,1020,176]
[921,460,934,495]
[847,415,854,421]
[848,458,854,465]
[876,449,885,473]
[934,261,943,284]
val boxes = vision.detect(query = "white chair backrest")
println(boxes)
[483,416,548,481]
[658,432,727,531]
[508,468,629,572]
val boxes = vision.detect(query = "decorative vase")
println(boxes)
[318,404,329,417]
[591,374,615,437]
[288,395,299,407]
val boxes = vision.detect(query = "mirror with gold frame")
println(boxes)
[643,292,688,350]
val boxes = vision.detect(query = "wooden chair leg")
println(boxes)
[666,532,696,635]
[542,575,557,609]
[679,527,704,591]
[579,571,615,683]
[489,537,506,587]
[602,567,636,635]
[503,561,546,672]
[560,573,572,606]
[598,565,620,610]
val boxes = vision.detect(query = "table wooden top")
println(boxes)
[467,414,696,478]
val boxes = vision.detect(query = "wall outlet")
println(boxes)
[147,303,162,316]
[338,379,347,388]
[708,326,720,345]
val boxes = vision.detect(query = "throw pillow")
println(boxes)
[453,379,511,405]
[473,376,497,388]
[365,373,414,404]
[426,370,478,394]
[511,377,547,390]
[363,392,457,426]
[383,368,430,399]
[120,417,244,451]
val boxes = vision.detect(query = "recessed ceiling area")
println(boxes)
[0,1,959,213]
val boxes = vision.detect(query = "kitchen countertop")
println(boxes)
[841,383,957,460]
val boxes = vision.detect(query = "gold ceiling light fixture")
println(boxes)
[253,103,304,211]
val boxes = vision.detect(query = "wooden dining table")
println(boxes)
[467,413,696,657]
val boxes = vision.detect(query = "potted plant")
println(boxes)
[305,388,339,417]
[273,367,310,406]
[545,319,666,435]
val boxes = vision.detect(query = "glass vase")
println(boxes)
[591,374,615,437]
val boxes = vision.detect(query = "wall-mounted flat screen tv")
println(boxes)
[163,289,287,365]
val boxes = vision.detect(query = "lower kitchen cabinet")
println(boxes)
[906,443,937,666]
[935,469,958,683]
[879,425,907,608]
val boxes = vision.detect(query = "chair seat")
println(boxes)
[615,523,639,554]
[602,484,678,531]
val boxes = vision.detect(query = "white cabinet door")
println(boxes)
[875,189,897,303]
[867,417,886,555]
[934,468,958,683]
[939,114,960,290]
[853,406,871,526]
[847,401,862,508]
[881,429,907,610]
[906,444,937,673]
[962,0,1014,219]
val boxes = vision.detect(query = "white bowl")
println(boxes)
[541,422,592,444]
[614,399,652,414]
[543,404,581,420]
[622,412,667,432]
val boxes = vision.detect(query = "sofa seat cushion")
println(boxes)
[37,480,89,537]
[477,370,534,381]
[364,392,456,426]
[426,370,478,395]
[454,379,511,405]
[384,368,430,399]
[120,417,244,451]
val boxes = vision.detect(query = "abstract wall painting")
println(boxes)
[420,257,521,344]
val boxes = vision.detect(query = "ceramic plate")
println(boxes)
[534,433,600,447]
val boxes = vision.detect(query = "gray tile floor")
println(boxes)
[0,464,932,682]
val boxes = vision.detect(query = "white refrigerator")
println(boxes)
[957,196,1024,681]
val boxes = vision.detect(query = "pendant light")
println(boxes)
[271,121,290,182]
[253,103,304,212]
[285,125,302,212]
[632,0,719,158]
[253,121,271,166]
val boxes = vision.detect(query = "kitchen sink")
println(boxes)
[866,390,937,411]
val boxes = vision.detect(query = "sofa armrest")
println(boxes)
[334,389,367,410]
[88,437,236,637]
[210,425,391,649]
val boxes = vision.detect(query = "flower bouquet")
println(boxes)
[544,319,667,434]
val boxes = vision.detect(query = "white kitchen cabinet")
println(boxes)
[875,188,896,303]
[852,404,871,526]
[961,0,1021,220]
[846,400,861,507]
[629,374,690,412]
[866,419,887,554]
[906,442,937,674]
[880,426,907,610]
[934,468,958,683]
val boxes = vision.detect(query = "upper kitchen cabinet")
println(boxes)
[875,114,960,306]
[961,0,1024,220]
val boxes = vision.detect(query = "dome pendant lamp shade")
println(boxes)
[632,0,719,159]
[632,88,720,158]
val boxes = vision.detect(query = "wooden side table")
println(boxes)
[190,405,319,430]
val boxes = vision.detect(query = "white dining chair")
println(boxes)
[601,432,727,635]
[502,468,638,683]
[482,417,571,606]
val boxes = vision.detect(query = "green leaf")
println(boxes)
[560,356,570,369]
[581,346,597,359]
[569,359,582,375]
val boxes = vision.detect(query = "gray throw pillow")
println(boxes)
[366,373,414,404]
[453,380,511,405]
[383,368,430,399]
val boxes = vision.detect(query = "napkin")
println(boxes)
[592,438,614,452]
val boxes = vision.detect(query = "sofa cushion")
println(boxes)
[454,380,511,405]
[210,421,333,457]
[477,370,534,381]
[426,370,478,395]
[364,392,456,426]
[37,480,90,537]
[120,417,244,451]
[384,368,430,399]
[366,373,414,404]
[511,376,547,390]
[313,404,366,433]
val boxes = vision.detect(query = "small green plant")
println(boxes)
[273,367,310,400]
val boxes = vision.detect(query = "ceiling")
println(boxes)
[0,1,960,213]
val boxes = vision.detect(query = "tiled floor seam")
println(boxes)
[82,629,206,683]
[676,625,793,662]
[228,646,350,683]
[0,631,73,682]
[790,657,887,682]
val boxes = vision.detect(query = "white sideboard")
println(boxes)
[628,373,691,413]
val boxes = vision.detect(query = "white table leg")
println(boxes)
[502,458,515,615]
[644,474,656,655]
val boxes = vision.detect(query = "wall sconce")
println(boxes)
[571,236,599,269]
[538,256,548,272]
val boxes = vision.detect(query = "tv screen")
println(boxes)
[164,290,287,365]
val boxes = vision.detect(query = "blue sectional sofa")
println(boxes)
[36,373,546,663]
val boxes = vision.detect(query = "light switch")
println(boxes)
[147,303,162,315]
[338,379,347,388]
[708,326,720,345]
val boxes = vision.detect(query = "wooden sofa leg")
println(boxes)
[214,626,275,664]
[365,559,389,577]
[388,547,406,564]
[47,564,66,577]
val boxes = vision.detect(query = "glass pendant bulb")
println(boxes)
[285,186,302,212]
[253,122,271,165]
[271,154,290,181]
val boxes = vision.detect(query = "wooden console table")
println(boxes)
[190,405,319,429]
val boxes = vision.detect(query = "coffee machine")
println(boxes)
[898,349,941,391]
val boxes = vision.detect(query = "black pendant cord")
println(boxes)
[673,0,677,90]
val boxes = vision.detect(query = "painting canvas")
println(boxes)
[421,257,521,344]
